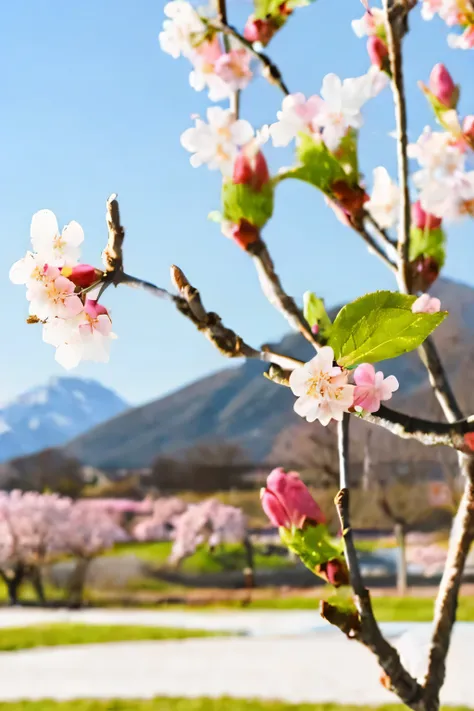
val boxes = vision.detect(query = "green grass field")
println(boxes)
[0,700,468,711]
[0,624,221,652]
[106,541,293,573]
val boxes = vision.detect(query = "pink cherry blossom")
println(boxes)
[214,49,253,93]
[412,293,442,314]
[26,267,83,320]
[353,363,399,413]
[351,7,386,38]
[367,36,389,69]
[448,25,474,49]
[289,346,355,426]
[30,210,84,267]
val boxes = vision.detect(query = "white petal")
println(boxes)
[206,106,229,129]
[320,74,342,110]
[294,395,318,420]
[30,210,59,248]
[269,121,296,147]
[55,342,82,370]
[289,366,310,396]
[231,120,254,145]
[9,254,35,285]
[62,221,84,247]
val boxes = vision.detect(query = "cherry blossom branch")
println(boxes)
[423,465,474,709]
[249,239,320,348]
[383,0,412,293]
[363,211,398,249]
[417,338,464,422]
[355,224,397,272]
[335,416,424,709]
[212,21,290,96]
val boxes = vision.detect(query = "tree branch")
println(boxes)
[335,416,424,709]
[417,337,464,422]
[355,224,398,272]
[216,0,240,119]
[423,458,474,709]
[383,0,412,293]
[249,238,319,348]
[213,21,290,96]
[102,193,125,280]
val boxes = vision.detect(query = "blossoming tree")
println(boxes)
[9,0,474,707]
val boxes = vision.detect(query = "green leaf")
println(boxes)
[328,290,447,367]
[409,227,446,267]
[291,134,347,192]
[221,181,274,229]
[279,524,343,574]
[303,291,332,339]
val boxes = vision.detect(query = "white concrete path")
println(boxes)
[0,608,471,706]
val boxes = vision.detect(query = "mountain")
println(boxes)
[0,378,128,462]
[65,278,474,469]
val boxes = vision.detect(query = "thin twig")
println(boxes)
[383,0,412,293]
[423,459,474,709]
[417,337,464,422]
[364,212,398,248]
[335,416,424,709]
[213,21,290,96]
[250,239,319,349]
[356,224,397,272]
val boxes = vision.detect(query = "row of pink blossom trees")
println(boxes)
[0,491,250,606]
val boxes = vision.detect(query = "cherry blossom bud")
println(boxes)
[233,149,270,192]
[311,323,320,336]
[367,36,389,70]
[61,264,102,289]
[228,219,261,250]
[317,558,350,587]
[244,16,278,46]
[411,201,442,231]
[260,468,326,529]
[411,255,440,292]
[429,64,458,109]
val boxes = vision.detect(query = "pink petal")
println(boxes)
[353,385,381,413]
[85,300,109,318]
[354,363,376,386]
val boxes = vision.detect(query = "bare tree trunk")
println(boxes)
[243,535,255,589]
[0,565,24,606]
[394,522,407,596]
[29,567,46,606]
[66,557,91,609]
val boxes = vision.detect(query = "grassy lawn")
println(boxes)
[0,700,468,711]
[106,541,293,573]
[0,624,221,652]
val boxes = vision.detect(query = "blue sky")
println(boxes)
[2,0,474,406]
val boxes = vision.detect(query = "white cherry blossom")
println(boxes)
[365,167,400,228]
[180,106,254,175]
[289,346,355,426]
[43,300,116,370]
[313,68,387,151]
[269,93,322,147]
[30,210,84,266]
[159,0,206,59]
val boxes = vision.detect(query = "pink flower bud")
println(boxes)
[61,264,102,288]
[243,16,277,46]
[229,219,261,250]
[429,64,457,108]
[260,468,326,529]
[367,36,388,70]
[233,149,270,192]
[411,201,442,231]
[317,558,350,587]
[311,323,319,336]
